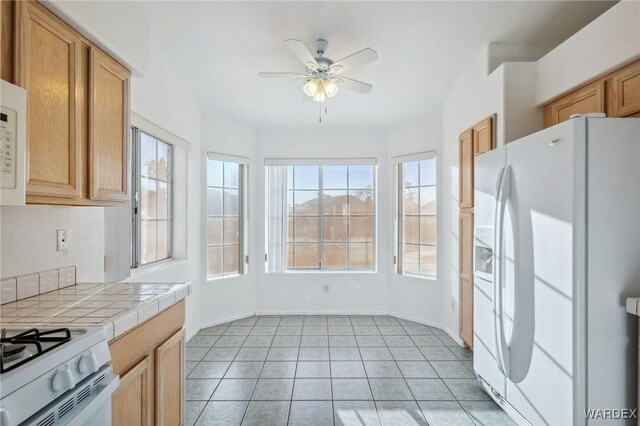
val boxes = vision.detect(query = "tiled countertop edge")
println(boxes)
[103,282,192,341]
[626,297,640,316]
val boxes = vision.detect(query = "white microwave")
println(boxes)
[0,80,26,206]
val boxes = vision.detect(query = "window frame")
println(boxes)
[206,153,250,281]
[395,152,437,280]
[131,126,174,269]
[285,164,377,272]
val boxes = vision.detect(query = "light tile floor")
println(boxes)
[185,315,515,426]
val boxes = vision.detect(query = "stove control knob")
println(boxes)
[52,366,76,393]
[78,352,99,375]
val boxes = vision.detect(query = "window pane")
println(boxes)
[287,243,294,267]
[224,189,239,216]
[157,221,168,259]
[293,243,319,268]
[349,166,374,189]
[224,217,239,244]
[294,166,319,189]
[141,220,157,264]
[323,190,348,215]
[208,160,223,187]
[420,159,435,186]
[224,162,239,188]
[404,216,419,244]
[420,216,436,245]
[404,188,418,215]
[294,217,319,242]
[287,190,294,215]
[420,245,436,276]
[420,187,436,215]
[207,246,223,277]
[224,245,239,274]
[323,243,348,269]
[157,142,169,181]
[157,181,168,220]
[404,244,419,275]
[323,217,348,242]
[140,134,156,178]
[349,190,374,215]
[207,188,223,216]
[287,217,294,242]
[403,161,419,187]
[349,243,374,269]
[287,166,294,189]
[141,178,157,220]
[349,216,374,242]
[323,166,347,189]
[294,191,319,215]
[207,217,223,245]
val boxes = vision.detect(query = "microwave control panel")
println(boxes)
[0,106,16,189]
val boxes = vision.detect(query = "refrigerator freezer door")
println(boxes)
[503,120,580,425]
[474,147,507,397]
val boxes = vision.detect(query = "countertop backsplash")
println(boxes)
[1,265,77,305]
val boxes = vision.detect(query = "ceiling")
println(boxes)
[137,1,615,130]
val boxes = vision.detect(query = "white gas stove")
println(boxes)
[0,327,118,426]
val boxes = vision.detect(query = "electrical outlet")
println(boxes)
[323,284,330,294]
[57,229,69,251]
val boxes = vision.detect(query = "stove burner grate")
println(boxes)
[0,328,71,374]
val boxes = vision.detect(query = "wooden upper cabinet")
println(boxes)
[15,1,82,199]
[459,129,474,209]
[89,48,130,202]
[112,355,154,426]
[543,80,605,127]
[473,116,494,155]
[155,328,185,426]
[608,60,640,118]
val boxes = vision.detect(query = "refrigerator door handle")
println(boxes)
[493,165,511,377]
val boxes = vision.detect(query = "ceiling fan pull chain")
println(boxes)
[319,101,322,123]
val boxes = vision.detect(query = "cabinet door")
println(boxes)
[16,1,82,198]
[459,129,474,209]
[459,212,474,348]
[543,80,604,127]
[89,48,130,202]
[113,355,154,426]
[608,60,640,117]
[473,116,494,155]
[156,327,185,426]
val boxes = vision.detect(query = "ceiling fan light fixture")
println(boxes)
[312,85,326,102]
[303,79,320,96]
[323,79,339,97]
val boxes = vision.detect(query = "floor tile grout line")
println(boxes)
[350,315,384,426]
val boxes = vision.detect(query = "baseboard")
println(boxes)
[187,327,201,342]
[388,312,465,347]
[200,312,255,329]
[254,310,388,316]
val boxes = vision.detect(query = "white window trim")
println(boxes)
[265,158,377,166]
[205,153,250,281]
[394,152,438,280]
[131,112,191,151]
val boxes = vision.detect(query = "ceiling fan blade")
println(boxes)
[329,48,378,74]
[335,76,373,94]
[284,39,319,70]
[258,72,308,79]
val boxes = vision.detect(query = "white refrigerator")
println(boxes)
[474,117,640,425]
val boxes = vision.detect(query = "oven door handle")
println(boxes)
[67,373,119,426]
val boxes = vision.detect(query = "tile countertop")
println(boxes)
[626,298,640,316]
[0,282,191,341]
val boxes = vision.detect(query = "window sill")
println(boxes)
[399,272,437,282]
[129,258,185,280]
[281,269,378,275]
[207,273,244,283]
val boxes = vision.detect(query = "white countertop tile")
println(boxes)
[0,282,191,341]
[626,298,639,316]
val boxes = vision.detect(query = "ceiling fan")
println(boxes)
[258,39,378,105]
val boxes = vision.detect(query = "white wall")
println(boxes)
[199,113,258,327]
[0,205,105,282]
[253,129,390,315]
[535,0,640,105]
[386,115,450,332]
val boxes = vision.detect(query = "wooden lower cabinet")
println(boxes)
[112,356,154,426]
[156,328,186,426]
[459,211,474,349]
[110,301,185,426]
